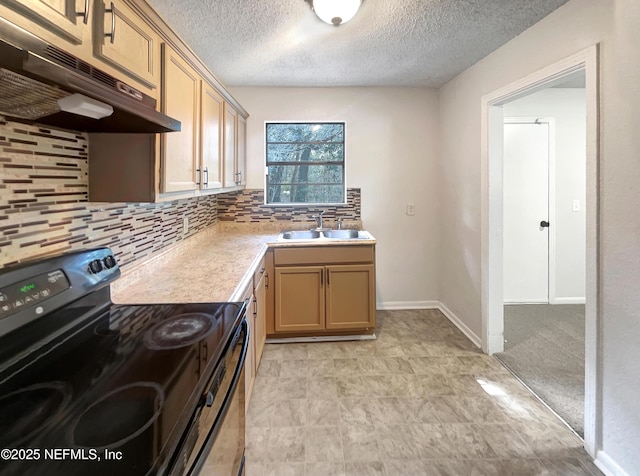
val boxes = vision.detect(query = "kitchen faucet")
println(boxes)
[311,210,326,230]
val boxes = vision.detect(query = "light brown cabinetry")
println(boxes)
[253,261,267,364]
[93,0,159,89]
[244,255,268,411]
[0,0,160,95]
[0,0,87,44]
[271,245,376,336]
[161,43,200,193]
[223,102,237,187]
[275,266,325,332]
[236,114,247,187]
[200,83,224,190]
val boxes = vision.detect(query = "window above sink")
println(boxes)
[265,122,346,206]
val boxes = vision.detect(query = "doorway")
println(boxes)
[480,45,600,456]
[498,95,587,436]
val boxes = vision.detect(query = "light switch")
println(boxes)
[183,215,189,234]
[406,203,415,216]
[572,200,580,212]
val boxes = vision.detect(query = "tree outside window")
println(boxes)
[266,122,345,205]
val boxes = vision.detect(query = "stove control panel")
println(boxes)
[0,247,121,338]
[0,269,70,319]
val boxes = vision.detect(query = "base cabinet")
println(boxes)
[274,266,325,332]
[271,246,376,335]
[325,265,376,330]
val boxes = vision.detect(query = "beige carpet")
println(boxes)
[495,304,585,437]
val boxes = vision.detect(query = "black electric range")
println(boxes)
[0,248,247,476]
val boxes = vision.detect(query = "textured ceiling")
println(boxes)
[147,0,570,88]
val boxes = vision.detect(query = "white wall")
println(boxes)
[227,87,440,307]
[439,0,640,473]
[504,89,586,302]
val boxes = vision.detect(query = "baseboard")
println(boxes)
[377,301,439,310]
[551,297,586,304]
[595,450,630,476]
[504,299,548,304]
[266,334,377,344]
[437,303,482,349]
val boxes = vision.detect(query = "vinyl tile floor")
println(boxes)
[245,310,601,476]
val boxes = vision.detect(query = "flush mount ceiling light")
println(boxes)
[306,0,362,26]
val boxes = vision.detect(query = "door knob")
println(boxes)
[540,220,550,228]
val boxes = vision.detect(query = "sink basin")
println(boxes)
[322,229,360,239]
[281,230,321,240]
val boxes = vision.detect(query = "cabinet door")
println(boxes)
[274,266,324,332]
[200,83,224,190]
[94,0,159,88]
[254,270,267,367]
[223,103,237,187]
[236,115,247,186]
[325,264,376,330]
[161,44,199,193]
[245,296,256,412]
[1,0,86,44]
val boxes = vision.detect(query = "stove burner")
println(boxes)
[0,382,72,447]
[71,382,164,449]
[143,313,215,350]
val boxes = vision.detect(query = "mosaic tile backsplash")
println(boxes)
[217,188,361,225]
[0,119,363,269]
[0,119,217,268]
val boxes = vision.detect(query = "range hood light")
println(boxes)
[57,94,114,120]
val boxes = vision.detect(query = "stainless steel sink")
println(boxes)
[281,230,321,240]
[322,229,360,239]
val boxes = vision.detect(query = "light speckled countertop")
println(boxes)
[111,222,376,305]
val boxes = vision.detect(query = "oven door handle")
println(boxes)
[187,316,249,476]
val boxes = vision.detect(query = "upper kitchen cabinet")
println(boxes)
[223,103,247,188]
[161,43,200,193]
[93,0,159,89]
[200,83,224,190]
[223,102,237,188]
[0,0,87,44]
[237,115,247,187]
[0,0,160,97]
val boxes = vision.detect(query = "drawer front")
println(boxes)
[274,245,374,266]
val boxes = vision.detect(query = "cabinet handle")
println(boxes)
[265,273,269,289]
[204,167,209,187]
[105,2,116,44]
[77,0,90,24]
[260,267,265,275]
[236,171,242,185]
[196,168,201,186]
[320,269,323,286]
[327,270,330,286]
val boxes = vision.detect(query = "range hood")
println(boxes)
[0,19,180,133]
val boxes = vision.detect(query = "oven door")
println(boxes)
[174,316,248,476]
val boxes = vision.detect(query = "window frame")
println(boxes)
[264,121,347,206]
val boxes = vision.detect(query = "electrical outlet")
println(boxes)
[406,203,415,216]
[183,216,189,234]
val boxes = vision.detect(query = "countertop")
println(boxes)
[111,223,376,305]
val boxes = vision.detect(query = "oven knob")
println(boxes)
[89,259,103,274]
[103,255,117,269]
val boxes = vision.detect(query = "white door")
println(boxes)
[503,120,550,303]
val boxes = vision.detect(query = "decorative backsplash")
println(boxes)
[0,119,217,268]
[0,119,364,269]
[217,188,361,225]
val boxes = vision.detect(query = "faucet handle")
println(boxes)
[336,218,344,229]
